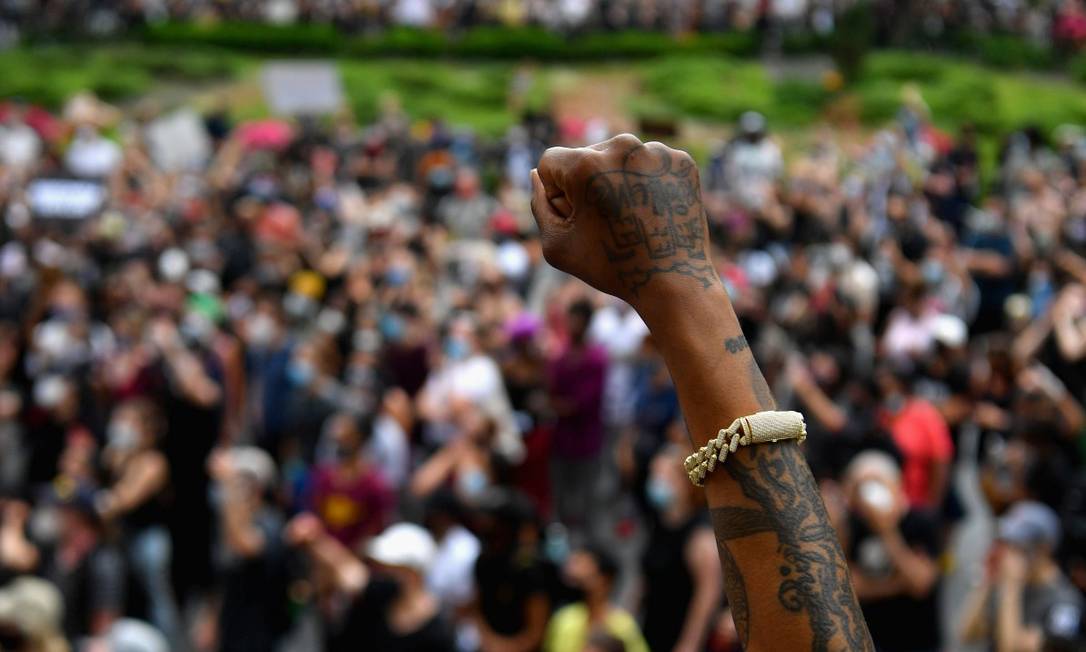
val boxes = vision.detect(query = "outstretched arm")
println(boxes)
[531,134,873,651]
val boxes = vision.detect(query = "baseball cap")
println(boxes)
[739,111,767,135]
[998,500,1062,550]
[229,446,278,491]
[106,618,169,652]
[0,577,64,638]
[931,313,968,349]
[367,523,437,573]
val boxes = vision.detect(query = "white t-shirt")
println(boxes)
[421,354,524,462]
[0,123,41,170]
[426,525,481,608]
[369,413,410,489]
[66,134,121,178]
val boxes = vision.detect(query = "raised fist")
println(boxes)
[530,134,717,307]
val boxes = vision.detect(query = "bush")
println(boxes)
[142,21,765,61]
[860,51,948,83]
[925,73,1004,134]
[144,21,342,53]
[772,79,832,125]
[1070,51,1086,84]
[830,2,876,81]
[973,34,1054,69]
[643,57,775,122]
[454,26,566,58]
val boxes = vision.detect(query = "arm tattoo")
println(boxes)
[710,442,874,652]
[725,335,749,354]
[586,146,718,296]
[718,538,751,648]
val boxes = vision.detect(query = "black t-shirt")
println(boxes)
[474,549,548,637]
[847,510,941,652]
[331,578,455,652]
[641,513,707,652]
[218,510,291,652]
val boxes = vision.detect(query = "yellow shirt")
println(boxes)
[543,603,650,652]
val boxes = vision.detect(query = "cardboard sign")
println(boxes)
[261,61,344,116]
[146,109,212,172]
[27,179,106,219]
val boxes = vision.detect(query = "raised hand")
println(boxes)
[531,134,718,306]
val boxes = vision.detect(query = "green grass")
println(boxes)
[2,44,1084,160]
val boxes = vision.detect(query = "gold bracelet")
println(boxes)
[683,411,807,486]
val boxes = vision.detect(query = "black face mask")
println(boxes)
[0,625,27,651]
[563,582,588,604]
[333,443,358,462]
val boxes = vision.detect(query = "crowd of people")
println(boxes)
[4,0,1086,49]
[0,72,1085,652]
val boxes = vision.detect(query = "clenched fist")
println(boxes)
[530,134,719,309]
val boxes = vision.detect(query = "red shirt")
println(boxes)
[309,463,394,549]
[885,399,953,509]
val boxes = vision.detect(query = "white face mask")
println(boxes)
[107,421,141,451]
[247,313,277,347]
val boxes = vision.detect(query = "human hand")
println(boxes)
[531,134,718,310]
[285,512,324,547]
[785,355,814,390]
[996,544,1029,587]
[860,500,902,535]
[207,449,234,481]
[1,500,29,526]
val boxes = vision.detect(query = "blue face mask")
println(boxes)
[287,360,315,386]
[457,468,488,498]
[646,477,676,511]
[385,266,411,287]
[444,337,470,361]
[544,525,571,565]
[380,314,405,343]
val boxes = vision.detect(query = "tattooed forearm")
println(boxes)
[586,146,718,296]
[710,442,873,652]
[718,538,751,648]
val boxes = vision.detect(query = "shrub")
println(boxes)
[1070,51,1086,83]
[830,2,876,81]
[144,21,342,53]
[973,33,1054,69]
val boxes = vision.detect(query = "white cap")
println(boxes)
[0,577,64,637]
[367,523,437,573]
[158,248,190,282]
[229,446,277,490]
[739,111,767,135]
[107,619,170,652]
[932,313,968,349]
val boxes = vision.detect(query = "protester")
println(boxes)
[287,516,456,652]
[208,446,291,652]
[960,501,1085,651]
[543,546,648,652]
[843,452,942,652]
[639,447,721,652]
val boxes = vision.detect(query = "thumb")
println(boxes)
[530,168,568,234]
[530,168,573,270]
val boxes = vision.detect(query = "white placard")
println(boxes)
[27,179,106,219]
[261,61,344,116]
[146,109,212,172]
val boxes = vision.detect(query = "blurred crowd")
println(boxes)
[3,0,1086,49]
[0,78,1086,652]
